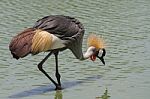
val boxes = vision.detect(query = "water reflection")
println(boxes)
[96,88,110,99]
[54,90,63,99]
[9,75,101,98]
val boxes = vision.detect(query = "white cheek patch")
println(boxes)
[98,50,103,57]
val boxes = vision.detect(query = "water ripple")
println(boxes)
[0,0,150,99]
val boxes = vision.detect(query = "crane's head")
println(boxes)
[87,34,106,65]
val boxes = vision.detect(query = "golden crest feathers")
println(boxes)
[87,34,105,49]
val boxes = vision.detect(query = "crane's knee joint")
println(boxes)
[38,63,43,71]
[55,72,61,78]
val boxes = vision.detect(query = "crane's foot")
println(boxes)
[55,85,62,90]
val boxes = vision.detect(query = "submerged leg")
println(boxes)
[54,51,61,90]
[37,52,58,87]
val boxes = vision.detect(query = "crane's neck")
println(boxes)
[80,46,96,60]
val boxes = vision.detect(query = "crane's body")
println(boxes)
[33,15,85,59]
[9,15,106,90]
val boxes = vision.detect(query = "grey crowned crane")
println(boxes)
[9,15,106,90]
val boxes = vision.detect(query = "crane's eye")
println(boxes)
[96,48,106,65]
[98,49,103,57]
[96,48,106,58]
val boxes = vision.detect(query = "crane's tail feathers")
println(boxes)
[9,28,35,59]
[87,34,105,49]
[9,28,52,59]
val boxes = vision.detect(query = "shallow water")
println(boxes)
[0,0,150,99]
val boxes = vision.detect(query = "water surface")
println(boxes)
[0,0,150,99]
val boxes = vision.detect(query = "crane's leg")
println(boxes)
[54,51,61,90]
[37,52,58,88]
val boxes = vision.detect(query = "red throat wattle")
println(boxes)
[90,55,96,61]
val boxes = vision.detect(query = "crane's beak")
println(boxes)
[97,56,105,65]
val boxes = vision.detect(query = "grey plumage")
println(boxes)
[33,15,85,59]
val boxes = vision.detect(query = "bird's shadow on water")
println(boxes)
[9,75,101,99]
